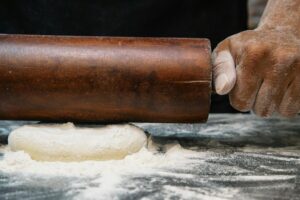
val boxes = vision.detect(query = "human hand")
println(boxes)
[212,0,300,118]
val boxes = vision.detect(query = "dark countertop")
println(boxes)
[0,114,299,200]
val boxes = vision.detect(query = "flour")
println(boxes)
[0,143,204,199]
[0,145,196,177]
[162,185,239,200]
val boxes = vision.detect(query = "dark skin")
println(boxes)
[213,0,300,117]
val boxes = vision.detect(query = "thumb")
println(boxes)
[212,41,236,95]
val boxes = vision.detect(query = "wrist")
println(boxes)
[256,0,300,37]
[256,22,300,38]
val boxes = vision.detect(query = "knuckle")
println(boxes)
[243,42,268,60]
[272,50,297,66]
[244,42,260,53]
[229,92,252,112]
[246,42,268,56]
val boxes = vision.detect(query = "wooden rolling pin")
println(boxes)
[0,34,211,123]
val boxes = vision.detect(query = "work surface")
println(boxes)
[0,114,299,200]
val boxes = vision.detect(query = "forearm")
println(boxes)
[258,0,300,36]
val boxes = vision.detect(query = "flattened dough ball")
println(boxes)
[8,123,147,162]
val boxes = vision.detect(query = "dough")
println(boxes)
[8,123,147,162]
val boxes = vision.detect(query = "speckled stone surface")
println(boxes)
[0,114,299,200]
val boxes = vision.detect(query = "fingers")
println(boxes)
[213,30,300,118]
[278,78,300,117]
[253,52,297,117]
[253,80,280,117]
[229,43,266,112]
[229,65,262,112]
[212,41,236,95]
[213,37,265,112]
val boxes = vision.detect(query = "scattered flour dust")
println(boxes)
[0,144,200,177]
[0,143,205,199]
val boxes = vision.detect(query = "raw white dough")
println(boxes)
[8,123,147,162]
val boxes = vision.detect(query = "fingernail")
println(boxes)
[215,73,229,95]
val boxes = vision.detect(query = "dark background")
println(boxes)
[0,0,248,113]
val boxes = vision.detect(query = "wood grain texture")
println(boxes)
[0,34,211,123]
